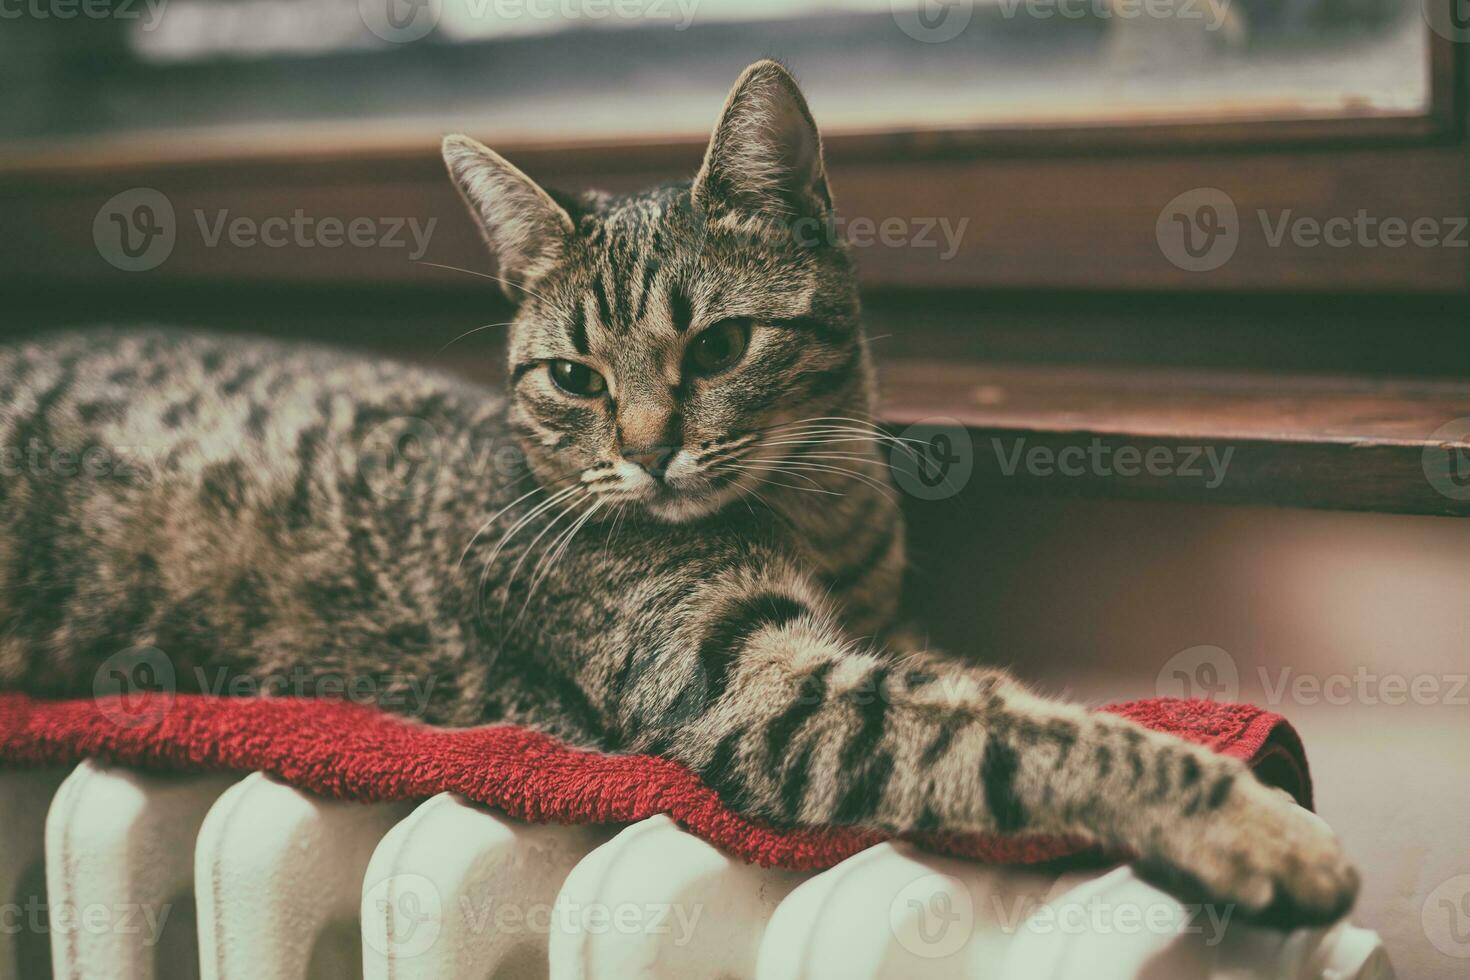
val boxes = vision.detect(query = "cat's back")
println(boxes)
[1,328,506,493]
[0,327,507,695]
[2,327,493,451]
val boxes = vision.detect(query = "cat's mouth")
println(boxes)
[582,440,757,523]
[644,486,729,522]
[643,466,745,522]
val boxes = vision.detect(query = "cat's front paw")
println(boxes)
[1136,776,1360,929]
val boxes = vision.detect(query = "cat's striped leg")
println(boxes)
[615,566,1358,928]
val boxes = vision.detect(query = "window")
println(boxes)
[0,0,1443,151]
[0,1,1461,295]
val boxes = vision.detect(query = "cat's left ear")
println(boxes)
[442,134,574,302]
[691,60,832,221]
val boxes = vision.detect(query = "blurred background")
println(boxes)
[0,0,1433,144]
[3,0,1470,976]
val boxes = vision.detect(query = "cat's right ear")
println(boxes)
[442,135,574,302]
[691,60,832,222]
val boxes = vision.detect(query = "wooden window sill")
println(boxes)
[879,361,1470,517]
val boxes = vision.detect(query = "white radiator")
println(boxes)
[0,761,1395,980]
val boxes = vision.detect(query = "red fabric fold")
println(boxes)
[0,693,1310,871]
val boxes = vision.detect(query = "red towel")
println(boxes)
[0,693,1310,871]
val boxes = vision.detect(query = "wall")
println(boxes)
[906,494,1470,978]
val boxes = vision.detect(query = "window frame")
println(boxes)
[0,22,1463,294]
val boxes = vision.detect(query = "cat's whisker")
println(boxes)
[734,484,759,521]
[476,483,585,610]
[767,454,894,484]
[757,459,899,503]
[493,488,595,632]
[729,480,805,537]
[458,481,548,571]
[602,499,631,556]
[765,415,932,450]
[761,415,886,434]
[497,487,590,605]
[766,426,928,456]
[765,469,894,505]
[690,433,760,468]
[755,418,865,438]
[788,414,899,432]
[412,261,552,305]
[699,444,759,472]
[438,320,516,353]
[458,467,581,572]
[774,451,888,466]
[515,495,605,629]
[759,433,923,463]
[727,463,844,496]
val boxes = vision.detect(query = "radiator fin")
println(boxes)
[0,762,1397,980]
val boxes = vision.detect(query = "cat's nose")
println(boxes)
[623,445,673,477]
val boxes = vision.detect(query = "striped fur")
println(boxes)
[0,61,1355,927]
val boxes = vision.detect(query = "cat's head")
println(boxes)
[443,60,871,523]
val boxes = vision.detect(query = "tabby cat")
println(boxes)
[0,61,1355,927]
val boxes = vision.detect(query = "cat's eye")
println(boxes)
[686,319,751,377]
[548,360,606,397]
